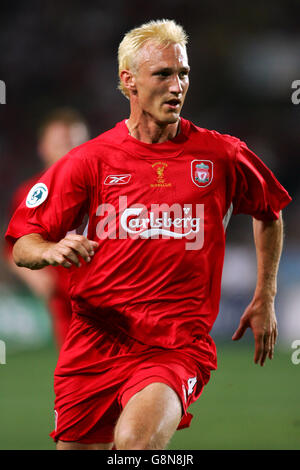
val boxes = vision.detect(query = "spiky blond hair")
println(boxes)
[118,19,188,99]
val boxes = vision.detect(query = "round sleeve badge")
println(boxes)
[26,183,49,208]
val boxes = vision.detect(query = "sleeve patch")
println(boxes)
[26,183,48,208]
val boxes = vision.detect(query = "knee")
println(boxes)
[114,425,164,450]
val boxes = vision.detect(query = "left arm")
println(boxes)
[232,212,283,366]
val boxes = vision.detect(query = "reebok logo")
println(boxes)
[104,174,131,185]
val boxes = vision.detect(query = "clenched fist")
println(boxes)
[42,234,99,268]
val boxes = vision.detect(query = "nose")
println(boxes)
[169,74,183,95]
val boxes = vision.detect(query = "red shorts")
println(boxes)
[50,313,215,444]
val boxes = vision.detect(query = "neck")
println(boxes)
[126,113,180,144]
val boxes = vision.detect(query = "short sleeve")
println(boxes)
[5,151,91,245]
[232,141,292,220]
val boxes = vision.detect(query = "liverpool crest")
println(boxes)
[191,160,213,188]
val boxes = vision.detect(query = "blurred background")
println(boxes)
[0,0,299,450]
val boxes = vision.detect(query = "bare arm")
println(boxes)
[13,233,98,270]
[232,212,283,366]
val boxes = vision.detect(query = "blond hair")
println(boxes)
[118,19,188,98]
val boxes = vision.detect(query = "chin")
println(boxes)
[160,113,180,125]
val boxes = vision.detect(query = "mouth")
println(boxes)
[164,98,181,110]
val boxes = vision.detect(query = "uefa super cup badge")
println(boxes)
[191,160,213,188]
[26,183,49,208]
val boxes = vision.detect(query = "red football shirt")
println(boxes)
[5,118,291,358]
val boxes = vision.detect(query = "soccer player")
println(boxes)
[5,20,291,450]
[5,108,90,348]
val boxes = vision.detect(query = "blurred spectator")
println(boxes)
[4,108,90,348]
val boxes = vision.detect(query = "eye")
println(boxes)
[179,70,189,78]
[156,71,170,77]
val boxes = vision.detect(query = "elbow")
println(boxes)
[15,260,24,268]
[12,251,22,267]
[12,240,25,267]
[11,234,47,270]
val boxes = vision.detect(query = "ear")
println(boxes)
[120,70,137,95]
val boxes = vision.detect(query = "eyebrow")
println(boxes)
[152,66,190,74]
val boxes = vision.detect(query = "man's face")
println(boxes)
[38,121,89,167]
[132,42,190,124]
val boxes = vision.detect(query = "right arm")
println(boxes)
[13,233,98,270]
[8,151,97,271]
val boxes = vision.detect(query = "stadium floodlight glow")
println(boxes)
[0,80,6,104]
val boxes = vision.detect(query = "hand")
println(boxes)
[232,297,278,366]
[42,234,99,268]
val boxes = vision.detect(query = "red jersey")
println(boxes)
[5,118,291,356]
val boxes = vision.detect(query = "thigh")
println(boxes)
[114,382,182,450]
[56,440,113,450]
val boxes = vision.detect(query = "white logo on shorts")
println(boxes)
[26,183,48,208]
[187,376,197,396]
